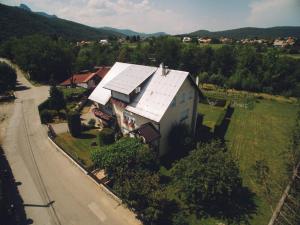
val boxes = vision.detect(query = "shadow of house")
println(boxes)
[214,106,235,139]
[0,146,28,225]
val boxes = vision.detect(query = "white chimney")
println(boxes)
[160,62,169,76]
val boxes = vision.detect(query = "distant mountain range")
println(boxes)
[0,3,124,42]
[187,27,300,39]
[101,27,168,38]
[19,3,57,18]
[1,2,300,43]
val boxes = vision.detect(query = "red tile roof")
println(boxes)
[60,67,110,86]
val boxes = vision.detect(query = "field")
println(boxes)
[54,129,98,169]
[198,95,299,225]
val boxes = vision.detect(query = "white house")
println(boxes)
[182,37,192,43]
[89,62,202,156]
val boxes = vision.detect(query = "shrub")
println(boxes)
[67,111,81,137]
[98,128,115,146]
[58,110,67,120]
[48,86,66,110]
[40,110,53,124]
[88,118,96,128]
[0,62,17,93]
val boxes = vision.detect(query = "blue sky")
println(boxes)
[2,0,300,34]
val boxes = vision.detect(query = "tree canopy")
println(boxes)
[0,62,17,94]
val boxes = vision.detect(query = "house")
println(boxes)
[198,37,212,44]
[219,37,233,44]
[182,37,192,43]
[89,62,202,156]
[60,67,111,89]
[99,39,109,45]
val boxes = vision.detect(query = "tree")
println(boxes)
[171,140,248,220]
[48,86,66,110]
[0,62,17,93]
[67,111,81,137]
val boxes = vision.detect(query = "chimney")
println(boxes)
[196,76,199,86]
[160,62,169,76]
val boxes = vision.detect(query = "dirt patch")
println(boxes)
[0,102,14,144]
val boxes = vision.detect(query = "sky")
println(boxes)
[1,0,300,34]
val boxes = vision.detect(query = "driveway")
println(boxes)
[0,59,140,225]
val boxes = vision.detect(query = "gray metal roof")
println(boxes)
[103,64,157,95]
[126,68,189,122]
[88,62,130,105]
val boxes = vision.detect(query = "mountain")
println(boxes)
[19,3,57,18]
[101,27,168,38]
[0,3,124,42]
[187,27,300,39]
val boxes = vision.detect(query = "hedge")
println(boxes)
[98,128,115,146]
[38,100,67,124]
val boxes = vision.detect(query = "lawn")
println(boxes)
[58,87,86,99]
[198,103,225,130]
[55,129,98,169]
[198,96,299,225]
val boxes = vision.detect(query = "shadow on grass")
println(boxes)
[214,106,235,139]
[78,133,96,139]
[0,146,29,225]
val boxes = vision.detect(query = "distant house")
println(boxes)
[76,40,93,46]
[89,62,202,156]
[219,37,233,44]
[60,67,111,89]
[198,37,212,44]
[99,39,109,45]
[182,37,192,43]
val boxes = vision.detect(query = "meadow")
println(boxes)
[198,92,299,225]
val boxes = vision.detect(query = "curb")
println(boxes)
[47,137,122,204]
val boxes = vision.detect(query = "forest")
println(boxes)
[1,35,300,97]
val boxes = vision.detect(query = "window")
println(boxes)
[180,93,186,103]
[171,97,176,107]
[180,109,189,122]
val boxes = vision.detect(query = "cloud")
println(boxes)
[247,0,300,26]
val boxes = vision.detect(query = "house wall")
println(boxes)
[112,102,156,134]
[77,83,88,89]
[159,78,197,156]
[111,91,130,103]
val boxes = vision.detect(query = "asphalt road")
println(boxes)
[1,59,140,225]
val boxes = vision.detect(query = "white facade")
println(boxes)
[89,62,201,156]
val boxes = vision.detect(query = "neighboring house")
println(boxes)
[60,67,111,89]
[198,37,212,44]
[89,62,202,156]
[182,37,192,43]
[99,39,109,45]
[219,37,233,44]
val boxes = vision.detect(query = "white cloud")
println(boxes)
[247,0,300,26]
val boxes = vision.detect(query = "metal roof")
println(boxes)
[103,64,157,95]
[126,68,189,122]
[88,62,130,105]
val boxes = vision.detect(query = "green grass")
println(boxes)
[198,96,299,224]
[225,100,298,224]
[198,103,225,130]
[279,53,300,59]
[198,43,225,49]
[58,87,86,99]
[55,129,98,169]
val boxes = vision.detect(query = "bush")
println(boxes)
[88,118,96,128]
[40,110,53,124]
[98,128,115,146]
[0,62,17,93]
[67,111,81,137]
[58,110,67,120]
